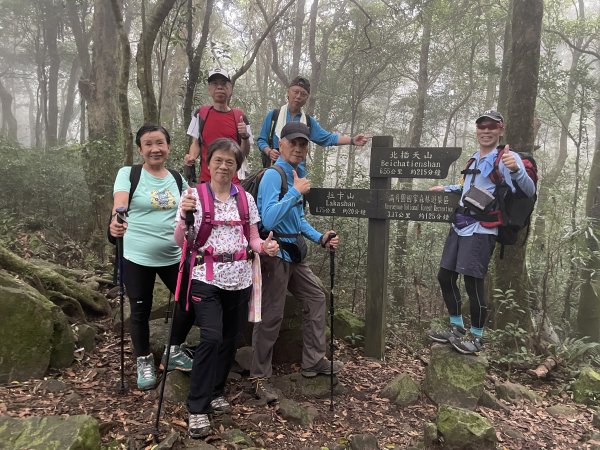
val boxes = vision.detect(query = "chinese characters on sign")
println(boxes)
[369,147,461,179]
[307,189,458,222]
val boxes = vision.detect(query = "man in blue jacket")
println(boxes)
[251,122,342,403]
[428,110,536,355]
[257,76,371,167]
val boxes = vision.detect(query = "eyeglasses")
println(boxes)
[476,122,503,130]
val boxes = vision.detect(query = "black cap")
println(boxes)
[281,122,310,141]
[476,110,504,124]
[288,76,310,94]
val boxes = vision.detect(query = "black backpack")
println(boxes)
[107,164,183,245]
[262,109,313,168]
[241,165,287,202]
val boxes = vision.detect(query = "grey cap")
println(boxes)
[281,122,310,141]
[476,110,504,123]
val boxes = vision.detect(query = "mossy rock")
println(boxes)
[333,308,365,346]
[0,284,55,382]
[0,415,101,449]
[573,367,600,405]
[49,307,75,369]
[272,372,343,398]
[380,372,420,407]
[436,405,496,449]
[423,344,488,410]
[495,381,541,405]
[277,398,317,426]
[220,428,255,447]
[75,323,97,353]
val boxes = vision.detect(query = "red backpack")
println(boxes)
[175,182,252,309]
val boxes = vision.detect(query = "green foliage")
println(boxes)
[344,333,364,347]
[549,337,600,368]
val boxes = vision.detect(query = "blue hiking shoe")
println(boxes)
[161,345,193,372]
[136,354,157,390]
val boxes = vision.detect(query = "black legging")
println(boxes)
[123,259,196,356]
[437,267,487,329]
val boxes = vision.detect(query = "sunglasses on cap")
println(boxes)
[476,121,503,130]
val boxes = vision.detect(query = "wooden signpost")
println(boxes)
[305,136,462,359]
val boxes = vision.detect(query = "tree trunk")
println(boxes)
[497,0,513,115]
[0,78,18,141]
[493,0,543,330]
[182,0,215,124]
[58,58,80,143]
[79,0,123,238]
[136,0,178,124]
[291,0,305,77]
[577,76,600,341]
[43,0,60,147]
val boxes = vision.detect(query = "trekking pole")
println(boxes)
[164,293,172,323]
[115,206,128,395]
[326,232,337,412]
[153,209,194,443]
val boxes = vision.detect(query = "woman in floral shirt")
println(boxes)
[174,138,278,439]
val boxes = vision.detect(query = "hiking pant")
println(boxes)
[251,256,326,379]
[187,281,251,414]
[438,229,494,329]
[437,269,487,329]
[123,259,195,357]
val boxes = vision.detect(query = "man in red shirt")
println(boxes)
[184,69,252,183]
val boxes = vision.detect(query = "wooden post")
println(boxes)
[365,136,392,359]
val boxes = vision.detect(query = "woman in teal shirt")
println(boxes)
[109,124,195,390]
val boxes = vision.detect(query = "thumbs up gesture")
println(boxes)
[237,115,250,139]
[500,145,519,172]
[292,170,311,195]
[262,231,280,257]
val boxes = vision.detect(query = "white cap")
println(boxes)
[207,68,231,82]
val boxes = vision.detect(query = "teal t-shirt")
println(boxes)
[114,166,188,267]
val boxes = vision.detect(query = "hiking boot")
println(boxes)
[427,325,467,344]
[253,377,279,404]
[451,333,484,355]
[210,396,232,415]
[161,345,193,372]
[188,413,211,439]
[301,357,344,378]
[136,354,157,390]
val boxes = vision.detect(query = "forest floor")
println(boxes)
[1,313,599,450]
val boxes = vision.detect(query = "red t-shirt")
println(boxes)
[200,109,239,183]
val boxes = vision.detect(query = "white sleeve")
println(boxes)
[187,114,200,139]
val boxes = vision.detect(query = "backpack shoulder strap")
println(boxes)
[306,114,313,131]
[234,185,251,241]
[167,169,183,195]
[270,164,288,201]
[195,182,214,248]
[195,105,213,145]
[490,146,508,186]
[267,109,280,149]
[128,164,143,209]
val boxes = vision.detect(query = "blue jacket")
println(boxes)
[256,109,339,152]
[257,159,322,262]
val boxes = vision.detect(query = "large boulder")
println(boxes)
[423,344,488,410]
[0,274,74,383]
[573,367,600,404]
[0,415,101,449]
[436,405,496,449]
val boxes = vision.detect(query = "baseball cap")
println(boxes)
[476,110,504,124]
[281,122,310,141]
[207,68,231,82]
[288,76,310,94]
